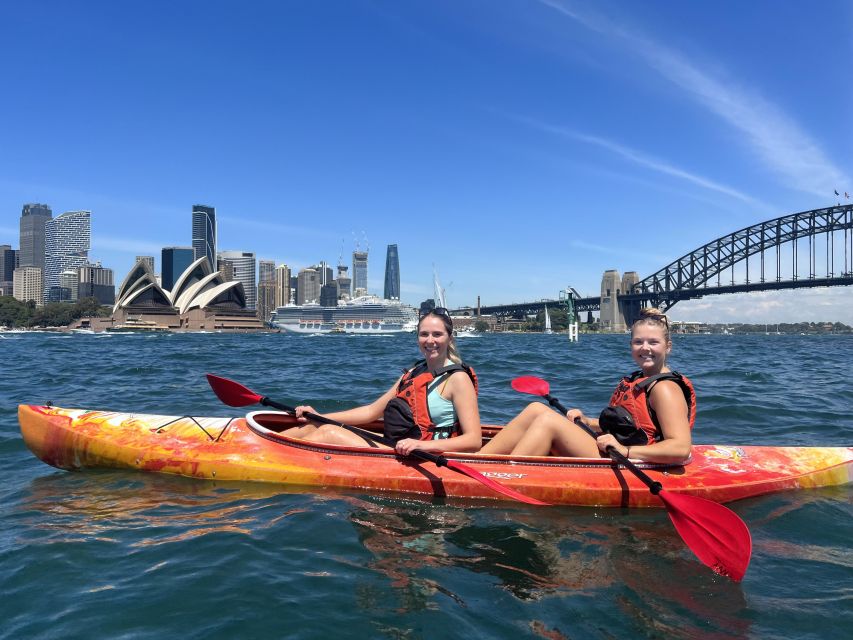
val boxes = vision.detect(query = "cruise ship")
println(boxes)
[270,295,419,334]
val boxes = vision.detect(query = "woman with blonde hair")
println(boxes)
[481,308,695,463]
[282,308,482,457]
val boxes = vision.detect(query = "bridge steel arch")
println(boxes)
[622,204,853,314]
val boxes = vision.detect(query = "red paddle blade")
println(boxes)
[206,373,264,407]
[659,490,752,582]
[445,460,550,506]
[511,376,550,397]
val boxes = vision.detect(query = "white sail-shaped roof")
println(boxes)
[185,280,245,312]
[169,256,213,305]
[176,271,225,314]
[118,282,173,308]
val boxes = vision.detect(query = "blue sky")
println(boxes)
[1,0,851,322]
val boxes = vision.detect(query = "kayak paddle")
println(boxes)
[206,373,548,506]
[512,375,752,582]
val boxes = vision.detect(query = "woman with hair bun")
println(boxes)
[481,308,695,463]
[282,308,482,456]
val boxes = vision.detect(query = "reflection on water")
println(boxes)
[18,472,310,546]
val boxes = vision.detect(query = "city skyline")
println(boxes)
[1,2,852,322]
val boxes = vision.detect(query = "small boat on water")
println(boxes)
[544,305,553,334]
[18,404,853,507]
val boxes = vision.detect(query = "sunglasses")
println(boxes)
[419,307,451,320]
[645,313,669,327]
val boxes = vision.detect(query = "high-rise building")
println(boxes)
[161,246,194,291]
[259,260,275,283]
[320,282,339,307]
[59,270,79,302]
[335,264,351,301]
[383,244,400,300]
[274,264,291,308]
[218,258,235,282]
[257,260,276,322]
[192,204,216,270]
[44,210,90,301]
[13,266,43,307]
[310,261,333,286]
[78,262,115,305]
[296,268,320,305]
[0,245,17,296]
[135,255,155,273]
[217,250,257,310]
[352,250,368,297]
[19,203,52,269]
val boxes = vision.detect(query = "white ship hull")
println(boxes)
[270,295,418,335]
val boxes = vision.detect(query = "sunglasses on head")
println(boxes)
[645,313,669,327]
[420,307,450,319]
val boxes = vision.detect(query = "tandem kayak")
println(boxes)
[18,404,853,507]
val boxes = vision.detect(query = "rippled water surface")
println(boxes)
[1,331,851,639]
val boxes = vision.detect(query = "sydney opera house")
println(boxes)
[75,257,266,332]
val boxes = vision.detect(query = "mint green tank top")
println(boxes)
[427,374,457,439]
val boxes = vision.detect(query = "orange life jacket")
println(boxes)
[392,360,478,440]
[607,371,696,445]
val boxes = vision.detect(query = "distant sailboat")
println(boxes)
[544,305,553,334]
[433,266,447,309]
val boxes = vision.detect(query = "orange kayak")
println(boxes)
[18,404,853,507]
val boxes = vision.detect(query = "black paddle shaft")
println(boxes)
[258,397,450,467]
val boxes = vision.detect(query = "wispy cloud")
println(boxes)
[539,0,849,198]
[516,115,765,208]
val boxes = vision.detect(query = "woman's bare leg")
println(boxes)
[302,424,391,448]
[511,412,600,457]
[479,402,551,454]
[280,423,322,438]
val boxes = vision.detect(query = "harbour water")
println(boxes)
[1,331,851,639]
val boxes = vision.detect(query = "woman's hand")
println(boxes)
[395,438,430,456]
[566,408,586,425]
[596,433,629,458]
[294,405,318,422]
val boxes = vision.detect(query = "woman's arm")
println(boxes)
[395,371,482,455]
[296,378,401,426]
[596,380,692,463]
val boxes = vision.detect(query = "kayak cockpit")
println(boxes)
[245,410,686,470]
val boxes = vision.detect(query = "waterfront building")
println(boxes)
[79,261,115,305]
[218,258,235,281]
[135,255,155,273]
[257,281,276,324]
[161,246,194,291]
[320,282,339,307]
[106,256,263,332]
[336,264,351,301]
[44,210,90,302]
[191,204,216,270]
[13,266,43,307]
[274,264,291,309]
[18,203,52,269]
[296,267,320,305]
[259,260,275,284]
[352,250,368,297]
[0,244,17,296]
[59,269,79,302]
[217,250,257,310]
[384,244,400,301]
[310,261,333,286]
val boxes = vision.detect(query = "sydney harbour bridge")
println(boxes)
[452,204,853,327]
